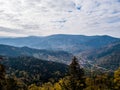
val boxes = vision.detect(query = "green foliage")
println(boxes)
[2,56,68,85]
[69,57,84,79]
[1,55,120,90]
[58,57,86,90]
[85,74,114,90]
[0,64,7,90]
[0,64,27,90]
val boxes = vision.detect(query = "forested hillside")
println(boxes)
[0,44,73,64]
[1,56,68,85]
[0,0,120,89]
[0,56,120,90]
[79,41,120,70]
[0,35,120,90]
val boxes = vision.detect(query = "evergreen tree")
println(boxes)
[69,56,84,79]
[69,56,85,90]
[0,64,7,90]
[59,56,85,90]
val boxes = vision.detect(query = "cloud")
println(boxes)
[0,0,120,37]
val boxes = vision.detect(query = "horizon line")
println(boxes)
[0,34,120,38]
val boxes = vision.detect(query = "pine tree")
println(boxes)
[69,56,84,79]
[69,56,85,90]
[0,64,7,90]
[59,56,85,90]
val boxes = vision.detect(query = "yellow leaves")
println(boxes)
[114,67,120,90]
[28,82,61,90]
[41,82,54,90]
[114,68,120,82]
[80,83,84,86]
[114,71,120,77]
[54,83,62,90]
[28,84,40,90]
[85,78,92,85]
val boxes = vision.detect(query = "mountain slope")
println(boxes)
[96,42,120,70]
[0,34,119,53]
[80,41,120,70]
[86,41,120,60]
[1,56,68,85]
[0,44,73,64]
[96,53,120,71]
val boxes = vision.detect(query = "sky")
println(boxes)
[0,0,120,37]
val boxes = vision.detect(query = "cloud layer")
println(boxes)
[0,0,120,37]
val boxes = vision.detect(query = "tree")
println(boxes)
[69,56,84,79]
[85,74,114,90]
[114,67,120,90]
[28,84,40,90]
[0,64,7,90]
[59,56,85,90]
[0,63,27,90]
[6,77,27,90]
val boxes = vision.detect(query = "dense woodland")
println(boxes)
[0,56,120,90]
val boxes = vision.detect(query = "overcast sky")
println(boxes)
[0,0,120,37]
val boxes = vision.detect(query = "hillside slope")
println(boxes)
[1,56,68,85]
[0,44,73,64]
[80,41,120,70]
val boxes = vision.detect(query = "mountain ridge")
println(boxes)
[0,44,73,64]
[0,34,119,54]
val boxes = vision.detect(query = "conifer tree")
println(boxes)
[59,56,85,90]
[0,64,7,90]
[69,56,84,79]
[69,56,85,90]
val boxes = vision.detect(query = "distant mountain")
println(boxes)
[1,56,68,85]
[96,52,120,71]
[85,41,120,59]
[80,41,120,71]
[95,42,120,71]
[0,34,119,53]
[0,34,120,70]
[0,44,73,64]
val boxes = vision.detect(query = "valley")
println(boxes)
[0,34,120,90]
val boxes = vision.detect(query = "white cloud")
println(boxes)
[0,0,120,37]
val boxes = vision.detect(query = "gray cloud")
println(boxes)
[21,24,40,30]
[0,0,120,37]
[0,26,28,34]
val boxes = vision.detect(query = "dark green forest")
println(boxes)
[0,56,120,90]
